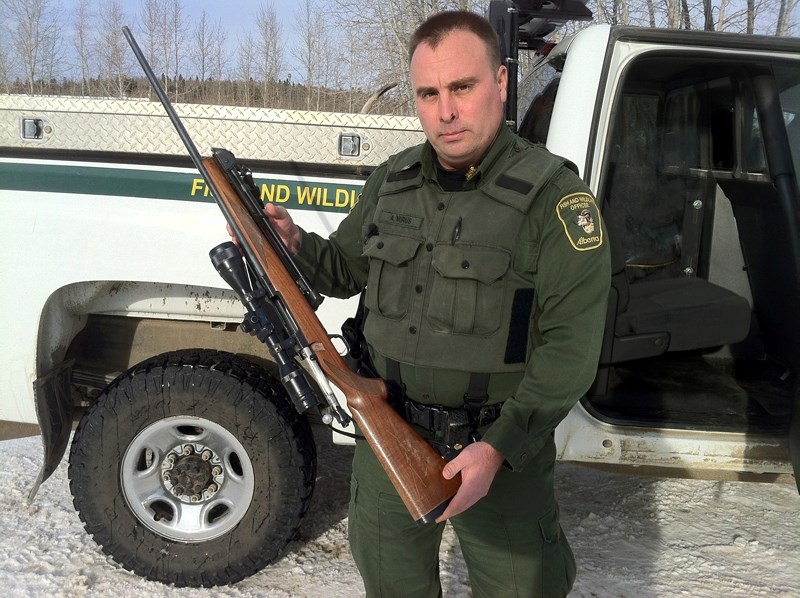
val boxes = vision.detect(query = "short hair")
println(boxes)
[409,11,501,67]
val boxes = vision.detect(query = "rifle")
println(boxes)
[123,26,460,524]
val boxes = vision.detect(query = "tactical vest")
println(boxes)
[362,140,570,374]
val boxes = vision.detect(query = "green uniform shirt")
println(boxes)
[295,125,611,471]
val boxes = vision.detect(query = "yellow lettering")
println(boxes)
[321,187,333,207]
[276,185,290,202]
[190,178,205,196]
[262,184,290,203]
[570,202,590,211]
[577,236,601,245]
[335,188,356,208]
[297,185,317,205]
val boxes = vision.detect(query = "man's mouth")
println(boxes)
[440,129,467,142]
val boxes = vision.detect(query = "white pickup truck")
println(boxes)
[0,0,797,587]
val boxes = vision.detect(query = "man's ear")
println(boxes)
[497,65,508,103]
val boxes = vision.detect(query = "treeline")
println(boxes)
[0,0,406,114]
[2,73,388,115]
[0,0,797,115]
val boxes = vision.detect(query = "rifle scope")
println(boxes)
[210,241,321,415]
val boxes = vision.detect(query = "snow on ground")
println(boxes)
[0,428,798,597]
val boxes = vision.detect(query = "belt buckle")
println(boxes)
[441,408,471,457]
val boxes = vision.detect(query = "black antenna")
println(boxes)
[122,26,205,168]
[122,25,251,277]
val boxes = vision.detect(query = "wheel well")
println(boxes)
[32,281,281,501]
[33,279,280,416]
[67,313,278,410]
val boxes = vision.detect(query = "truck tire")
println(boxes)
[68,349,316,587]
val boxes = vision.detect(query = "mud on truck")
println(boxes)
[0,0,798,587]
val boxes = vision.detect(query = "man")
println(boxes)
[264,11,610,597]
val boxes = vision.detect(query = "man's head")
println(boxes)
[409,11,507,171]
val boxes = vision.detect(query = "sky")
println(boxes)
[59,0,312,80]
[169,0,298,34]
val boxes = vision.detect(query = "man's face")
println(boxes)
[410,29,507,171]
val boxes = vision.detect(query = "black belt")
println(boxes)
[403,399,502,431]
[385,359,498,458]
[403,398,503,459]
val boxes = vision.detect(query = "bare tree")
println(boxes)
[331,0,487,113]
[702,0,715,29]
[0,40,10,94]
[140,0,164,83]
[680,0,691,28]
[210,25,229,104]
[191,11,214,83]
[0,0,64,94]
[664,0,681,27]
[775,0,799,35]
[188,9,226,102]
[74,0,93,95]
[648,0,657,26]
[94,0,130,98]
[166,0,187,98]
[255,1,282,107]
[138,0,186,100]
[617,0,631,25]
[236,32,256,106]
[595,0,608,22]
[293,0,328,110]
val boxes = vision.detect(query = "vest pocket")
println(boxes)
[428,245,511,335]
[363,235,422,320]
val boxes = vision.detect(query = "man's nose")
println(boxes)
[438,93,456,122]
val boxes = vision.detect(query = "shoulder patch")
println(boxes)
[555,192,604,251]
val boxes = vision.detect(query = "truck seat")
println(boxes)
[610,277,752,362]
[598,167,752,366]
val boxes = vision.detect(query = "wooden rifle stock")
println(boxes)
[203,157,461,524]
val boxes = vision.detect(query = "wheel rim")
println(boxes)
[121,416,255,542]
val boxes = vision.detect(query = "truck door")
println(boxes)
[587,39,800,488]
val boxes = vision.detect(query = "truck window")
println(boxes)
[518,59,561,144]
[778,74,800,179]
[603,83,686,280]
[599,55,791,283]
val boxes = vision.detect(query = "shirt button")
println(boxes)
[409,326,417,334]
[377,241,384,249]
[437,203,445,211]
[426,242,434,251]
[461,260,470,269]
[415,284,423,293]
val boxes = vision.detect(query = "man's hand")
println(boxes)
[227,203,301,255]
[264,203,301,255]
[435,441,505,522]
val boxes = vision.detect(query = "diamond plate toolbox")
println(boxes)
[0,95,425,167]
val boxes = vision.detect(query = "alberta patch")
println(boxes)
[555,192,603,251]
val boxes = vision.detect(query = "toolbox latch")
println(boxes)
[21,118,45,140]
[338,133,361,158]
